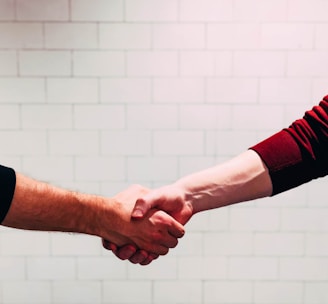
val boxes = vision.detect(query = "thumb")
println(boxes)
[131,197,152,219]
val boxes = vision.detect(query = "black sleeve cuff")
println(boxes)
[0,165,16,224]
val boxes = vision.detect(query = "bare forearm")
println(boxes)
[2,174,184,256]
[176,150,273,214]
[2,173,111,237]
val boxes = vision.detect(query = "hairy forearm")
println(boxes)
[2,173,114,237]
[2,174,184,256]
[175,150,273,214]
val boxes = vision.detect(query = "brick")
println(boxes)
[75,156,125,181]
[207,24,260,49]
[23,156,74,181]
[233,51,285,77]
[0,231,50,255]
[0,0,15,20]
[259,78,312,104]
[206,130,258,156]
[281,208,328,232]
[315,24,328,49]
[154,281,202,303]
[153,131,204,155]
[0,51,17,76]
[0,23,43,48]
[127,51,178,76]
[100,23,151,49]
[254,233,304,256]
[19,51,71,76]
[51,234,101,256]
[128,256,177,280]
[180,105,231,129]
[178,256,227,279]
[103,281,151,303]
[49,131,99,156]
[0,78,45,103]
[100,78,151,103]
[180,0,233,21]
[73,51,125,76]
[0,105,19,129]
[74,105,125,130]
[204,232,253,256]
[53,281,101,304]
[305,282,328,304]
[261,23,313,49]
[230,207,280,231]
[71,0,124,21]
[287,51,328,76]
[173,232,203,256]
[206,78,258,104]
[313,79,328,102]
[280,257,328,280]
[229,257,278,280]
[179,156,216,176]
[180,51,232,76]
[0,131,47,155]
[127,156,178,182]
[101,130,151,156]
[234,0,288,21]
[2,281,51,304]
[77,256,127,280]
[153,78,204,103]
[16,0,69,21]
[254,282,303,303]
[127,105,178,129]
[204,281,252,303]
[27,257,75,280]
[307,179,327,206]
[47,78,98,104]
[0,257,25,279]
[232,104,284,131]
[22,105,72,129]
[306,233,328,256]
[0,156,21,171]
[153,24,205,49]
[45,23,98,49]
[288,0,328,21]
[125,0,178,22]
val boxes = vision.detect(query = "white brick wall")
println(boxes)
[0,0,327,303]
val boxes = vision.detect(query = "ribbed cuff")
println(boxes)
[250,130,309,195]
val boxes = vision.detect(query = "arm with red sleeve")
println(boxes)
[131,96,328,221]
[251,96,328,195]
[106,97,328,265]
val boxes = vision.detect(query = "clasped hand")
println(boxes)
[103,184,193,265]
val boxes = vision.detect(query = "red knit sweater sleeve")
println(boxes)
[250,96,328,195]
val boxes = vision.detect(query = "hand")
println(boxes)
[100,184,185,261]
[132,183,194,225]
[105,183,193,264]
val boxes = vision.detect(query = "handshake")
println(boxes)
[1,150,273,265]
[100,183,194,266]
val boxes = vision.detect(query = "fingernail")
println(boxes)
[132,209,143,217]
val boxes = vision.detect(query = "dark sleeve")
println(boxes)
[0,165,16,223]
[250,96,328,195]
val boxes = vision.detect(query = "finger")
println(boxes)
[140,253,159,266]
[168,221,185,239]
[128,250,149,264]
[131,197,152,219]
[102,239,117,252]
[161,233,179,249]
[116,244,138,260]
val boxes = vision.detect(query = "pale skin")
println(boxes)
[2,173,185,260]
[105,149,273,264]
